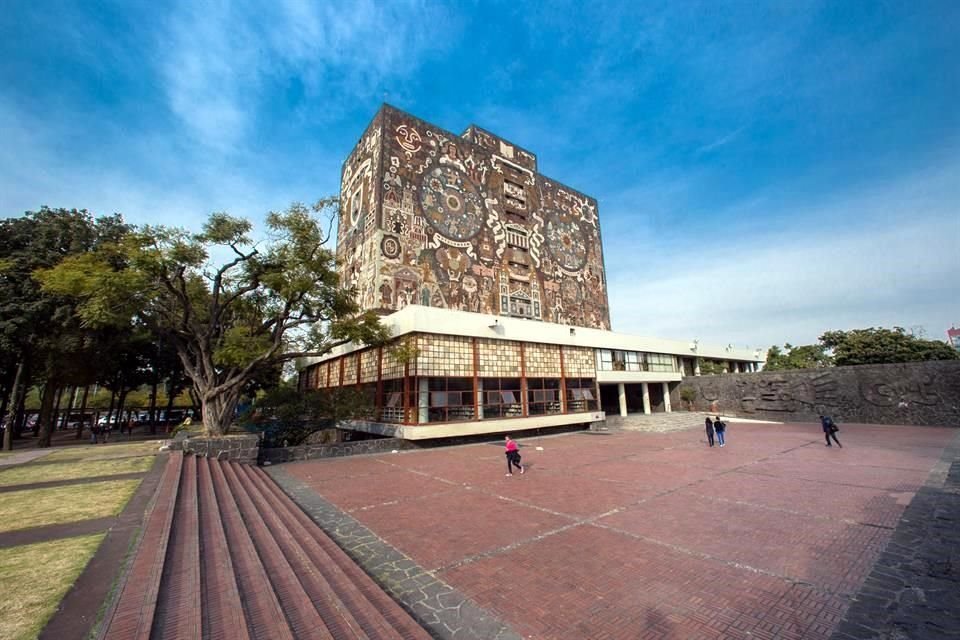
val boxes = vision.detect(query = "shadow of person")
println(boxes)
[645,607,676,638]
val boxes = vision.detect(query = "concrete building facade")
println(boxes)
[300,105,762,439]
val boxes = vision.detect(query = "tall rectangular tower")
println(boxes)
[337,104,611,330]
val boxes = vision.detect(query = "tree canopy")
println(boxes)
[764,343,833,371]
[37,199,389,435]
[820,327,958,366]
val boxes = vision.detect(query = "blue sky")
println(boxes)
[2,1,958,350]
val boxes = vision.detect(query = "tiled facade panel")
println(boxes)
[341,105,611,330]
[417,334,473,377]
[524,343,562,377]
[360,348,379,383]
[477,339,522,377]
[381,343,409,380]
[563,346,597,377]
[342,354,359,386]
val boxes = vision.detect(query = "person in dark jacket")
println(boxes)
[704,416,715,447]
[714,416,726,447]
[820,415,842,447]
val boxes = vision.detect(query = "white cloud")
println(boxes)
[606,159,960,349]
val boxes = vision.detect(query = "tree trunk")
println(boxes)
[117,388,128,435]
[52,385,67,431]
[2,360,25,452]
[200,387,242,436]
[148,379,158,435]
[14,383,27,439]
[76,385,90,439]
[164,390,176,435]
[36,382,59,448]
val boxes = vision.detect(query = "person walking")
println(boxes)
[504,435,524,476]
[714,416,726,447]
[704,416,715,447]
[820,415,842,447]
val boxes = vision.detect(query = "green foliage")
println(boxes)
[764,343,833,371]
[698,360,725,375]
[820,327,958,366]
[241,383,374,447]
[36,199,389,435]
[679,386,697,409]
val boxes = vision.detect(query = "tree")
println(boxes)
[820,327,958,366]
[764,343,833,371]
[1,208,130,449]
[38,199,389,436]
[698,359,725,375]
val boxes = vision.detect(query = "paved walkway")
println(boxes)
[274,421,956,640]
[0,448,53,466]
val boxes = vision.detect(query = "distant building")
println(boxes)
[948,327,960,351]
[299,105,762,439]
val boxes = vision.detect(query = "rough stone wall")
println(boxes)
[261,436,416,464]
[676,361,960,426]
[180,434,261,464]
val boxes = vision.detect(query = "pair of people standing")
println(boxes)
[705,416,726,447]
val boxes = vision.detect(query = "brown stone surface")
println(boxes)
[282,420,956,640]
[677,360,960,426]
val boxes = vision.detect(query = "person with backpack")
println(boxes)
[704,416,715,447]
[820,415,842,447]
[504,435,524,476]
[714,415,726,447]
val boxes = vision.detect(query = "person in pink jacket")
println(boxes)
[504,435,524,476]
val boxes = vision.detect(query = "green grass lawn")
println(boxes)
[0,456,155,487]
[0,480,141,533]
[40,440,163,463]
[0,533,105,640]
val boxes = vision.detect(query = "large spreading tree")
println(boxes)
[820,327,958,366]
[37,199,388,436]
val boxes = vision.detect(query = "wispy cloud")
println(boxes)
[695,125,747,155]
[607,158,960,348]
[157,0,456,152]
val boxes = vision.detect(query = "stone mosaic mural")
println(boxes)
[336,105,611,330]
[676,361,960,427]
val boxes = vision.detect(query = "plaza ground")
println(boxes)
[274,419,956,640]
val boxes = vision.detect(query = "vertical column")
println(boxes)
[662,382,672,413]
[642,382,651,415]
[519,342,528,417]
[476,379,484,420]
[472,338,480,421]
[558,346,567,413]
[694,360,701,376]
[418,377,429,424]
[617,383,627,417]
[375,347,383,421]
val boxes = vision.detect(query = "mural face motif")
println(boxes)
[340,105,611,329]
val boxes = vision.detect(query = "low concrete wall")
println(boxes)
[675,360,960,426]
[180,434,261,464]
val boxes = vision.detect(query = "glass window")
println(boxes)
[565,378,597,412]
[482,377,523,418]
[527,378,562,416]
[426,377,475,422]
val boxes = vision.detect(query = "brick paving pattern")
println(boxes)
[276,421,956,640]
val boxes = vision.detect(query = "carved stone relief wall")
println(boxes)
[676,361,960,427]
[339,104,611,330]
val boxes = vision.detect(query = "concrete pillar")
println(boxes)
[617,382,627,417]
[663,382,672,413]
[418,377,429,424]
[641,382,651,415]
[694,360,701,376]
[476,378,484,419]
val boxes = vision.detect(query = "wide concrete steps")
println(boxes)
[102,453,431,640]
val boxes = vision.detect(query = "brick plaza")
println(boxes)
[279,421,955,640]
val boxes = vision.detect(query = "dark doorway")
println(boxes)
[648,382,665,412]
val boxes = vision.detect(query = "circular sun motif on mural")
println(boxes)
[419,166,487,241]
[381,235,401,260]
[544,215,588,271]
